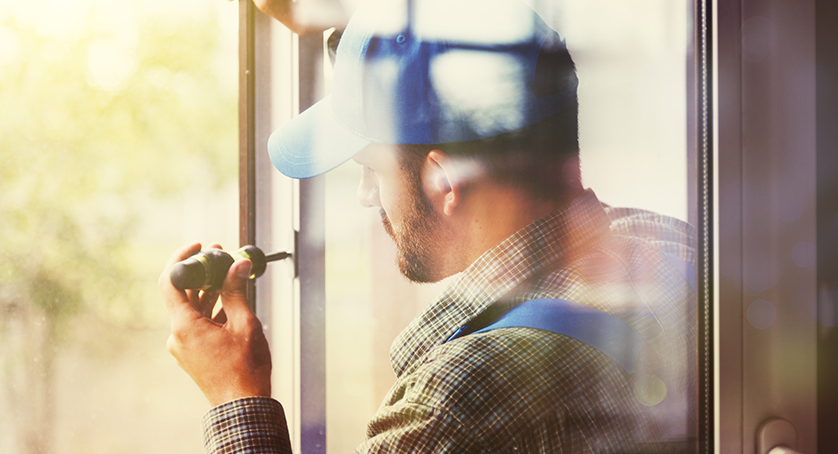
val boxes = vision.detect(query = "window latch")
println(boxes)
[758,418,800,454]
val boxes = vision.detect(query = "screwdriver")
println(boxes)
[170,245,292,291]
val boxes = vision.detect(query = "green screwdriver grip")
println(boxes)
[170,245,268,291]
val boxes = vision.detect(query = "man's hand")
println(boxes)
[243,0,350,35]
[159,243,272,407]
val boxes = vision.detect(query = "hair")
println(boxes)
[397,43,581,201]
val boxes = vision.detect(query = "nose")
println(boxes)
[356,167,382,208]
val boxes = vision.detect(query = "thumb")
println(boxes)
[219,259,254,323]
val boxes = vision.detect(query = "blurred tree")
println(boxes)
[0,4,236,453]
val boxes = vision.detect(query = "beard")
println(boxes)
[379,184,448,283]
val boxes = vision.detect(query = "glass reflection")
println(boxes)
[300,0,699,452]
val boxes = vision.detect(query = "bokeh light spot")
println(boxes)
[747,299,777,329]
[743,253,781,294]
[86,39,138,91]
[633,374,667,407]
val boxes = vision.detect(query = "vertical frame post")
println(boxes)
[696,0,714,452]
[715,0,744,451]
[717,0,818,451]
[817,0,838,450]
[239,0,257,307]
[297,32,327,454]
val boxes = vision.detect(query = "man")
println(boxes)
[160,0,696,452]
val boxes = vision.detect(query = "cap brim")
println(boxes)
[268,95,372,179]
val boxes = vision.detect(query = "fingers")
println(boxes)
[195,244,222,316]
[212,307,228,324]
[166,242,202,269]
[185,289,200,309]
[199,290,221,318]
[159,242,203,317]
[218,259,256,328]
[159,243,201,295]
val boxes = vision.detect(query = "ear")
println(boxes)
[423,149,461,217]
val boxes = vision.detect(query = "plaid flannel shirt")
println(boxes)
[203,190,696,453]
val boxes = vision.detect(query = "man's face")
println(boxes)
[353,144,450,283]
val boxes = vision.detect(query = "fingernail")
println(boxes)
[236,261,253,279]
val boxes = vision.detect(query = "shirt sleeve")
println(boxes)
[358,401,487,453]
[202,397,293,454]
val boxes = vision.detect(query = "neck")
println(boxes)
[452,183,584,269]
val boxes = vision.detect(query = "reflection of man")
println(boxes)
[160,0,696,452]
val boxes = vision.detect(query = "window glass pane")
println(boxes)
[0,1,238,453]
[263,0,701,451]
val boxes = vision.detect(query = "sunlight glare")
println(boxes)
[0,26,20,67]
[86,39,138,91]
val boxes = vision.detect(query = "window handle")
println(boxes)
[758,418,799,454]
[768,447,802,454]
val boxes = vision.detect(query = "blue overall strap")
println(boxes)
[448,298,643,374]
[443,254,694,375]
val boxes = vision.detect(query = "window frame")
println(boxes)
[715,0,819,452]
[237,0,831,452]
[240,3,330,452]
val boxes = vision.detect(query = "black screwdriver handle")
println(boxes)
[170,245,288,291]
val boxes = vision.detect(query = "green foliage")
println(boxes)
[0,5,236,453]
[0,7,236,336]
